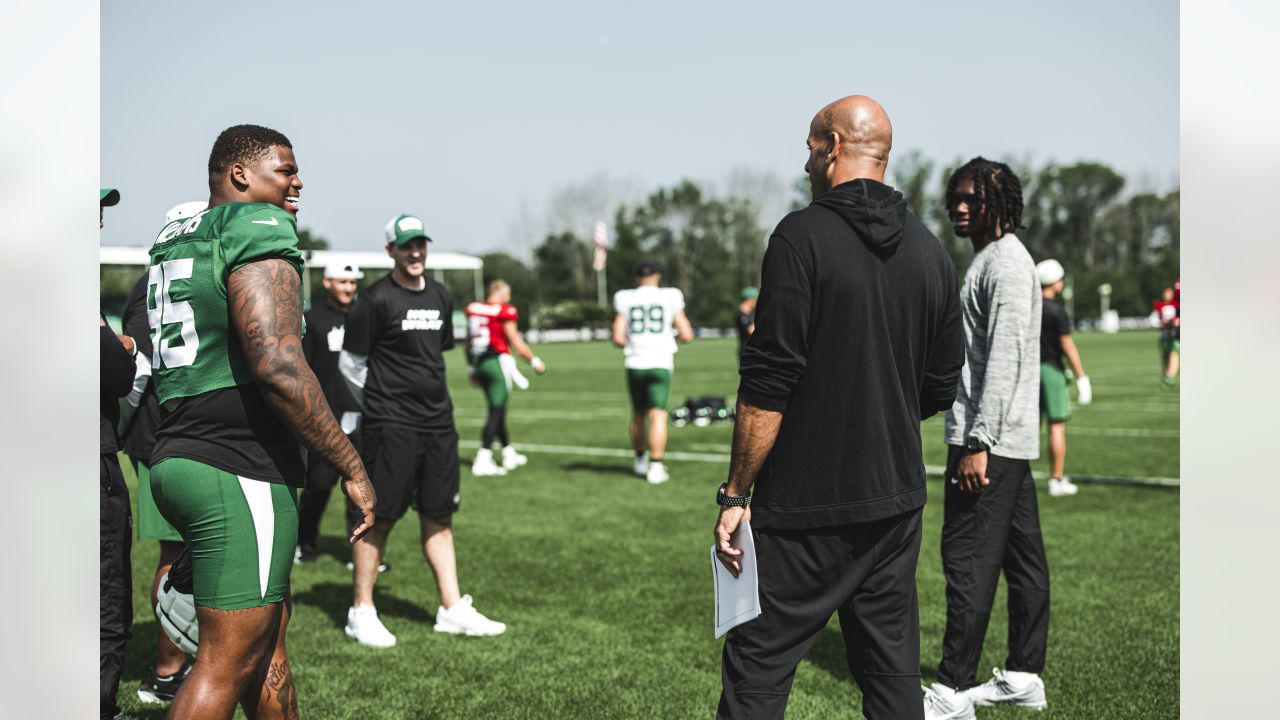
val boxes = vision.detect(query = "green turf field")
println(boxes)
[116,330,1178,719]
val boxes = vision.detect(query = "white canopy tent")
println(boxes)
[100,246,485,306]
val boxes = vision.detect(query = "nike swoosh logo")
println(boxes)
[252,217,279,226]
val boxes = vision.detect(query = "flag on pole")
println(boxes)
[592,220,608,271]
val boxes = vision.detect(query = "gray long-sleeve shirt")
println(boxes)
[944,233,1042,460]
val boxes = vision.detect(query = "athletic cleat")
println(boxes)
[1048,477,1079,497]
[472,449,508,477]
[633,454,650,476]
[294,544,317,563]
[136,662,192,704]
[345,605,397,648]
[646,461,669,485]
[923,683,976,720]
[345,560,391,573]
[960,668,1047,709]
[434,595,506,636]
[501,446,528,471]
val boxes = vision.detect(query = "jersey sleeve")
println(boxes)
[221,205,304,276]
[343,292,381,356]
[500,304,518,323]
[613,290,628,316]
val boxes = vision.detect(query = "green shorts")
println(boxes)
[133,459,183,542]
[627,368,671,411]
[474,353,509,409]
[1039,364,1071,423]
[1160,335,1180,356]
[150,457,298,610]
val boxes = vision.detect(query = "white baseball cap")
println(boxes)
[165,201,208,223]
[324,262,365,280]
[1036,259,1065,286]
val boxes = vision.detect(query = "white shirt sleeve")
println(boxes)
[338,349,368,406]
[670,288,686,313]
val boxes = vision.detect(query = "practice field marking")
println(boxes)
[457,440,1180,487]
[1065,427,1179,438]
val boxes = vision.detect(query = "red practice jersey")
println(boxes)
[466,302,518,356]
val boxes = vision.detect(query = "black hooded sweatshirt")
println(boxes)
[739,178,964,529]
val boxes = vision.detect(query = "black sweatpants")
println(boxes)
[937,446,1050,689]
[297,442,357,551]
[100,454,133,720]
[718,508,924,720]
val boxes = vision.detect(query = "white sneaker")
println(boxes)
[960,668,1047,709]
[501,446,528,470]
[1048,477,1079,497]
[345,605,396,648]
[471,449,508,477]
[923,683,976,720]
[646,461,669,485]
[434,595,506,636]
[633,453,649,476]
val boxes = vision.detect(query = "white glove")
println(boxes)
[127,352,152,408]
[1076,376,1093,406]
[530,356,546,373]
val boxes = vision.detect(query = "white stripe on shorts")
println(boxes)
[237,476,275,599]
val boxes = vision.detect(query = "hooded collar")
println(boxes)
[811,178,907,257]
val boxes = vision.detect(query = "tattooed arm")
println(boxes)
[228,259,376,542]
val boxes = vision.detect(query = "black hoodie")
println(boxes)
[738,178,964,529]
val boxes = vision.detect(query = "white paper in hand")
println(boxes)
[712,519,761,638]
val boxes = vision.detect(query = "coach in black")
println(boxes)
[338,214,506,648]
[714,96,964,720]
[295,261,365,563]
[99,187,136,720]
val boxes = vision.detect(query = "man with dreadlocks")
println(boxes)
[923,158,1051,719]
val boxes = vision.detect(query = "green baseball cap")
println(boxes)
[384,214,433,246]
[100,188,120,206]
[741,287,758,299]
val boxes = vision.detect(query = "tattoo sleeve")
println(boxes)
[725,398,783,496]
[228,259,367,483]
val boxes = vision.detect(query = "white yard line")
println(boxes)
[458,440,1180,487]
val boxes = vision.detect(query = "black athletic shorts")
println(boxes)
[353,424,461,522]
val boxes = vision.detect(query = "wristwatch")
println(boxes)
[717,482,751,507]
[965,435,990,453]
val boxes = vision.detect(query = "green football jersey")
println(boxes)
[146,202,304,404]
[145,202,308,485]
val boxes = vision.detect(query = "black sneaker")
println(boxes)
[137,662,192,704]
[294,544,318,563]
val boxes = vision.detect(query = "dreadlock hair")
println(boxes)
[944,156,1024,237]
[207,124,292,186]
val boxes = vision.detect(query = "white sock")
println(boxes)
[1003,670,1039,684]
[476,448,494,462]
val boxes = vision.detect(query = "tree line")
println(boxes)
[100,156,1178,328]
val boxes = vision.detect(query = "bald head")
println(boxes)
[805,95,893,197]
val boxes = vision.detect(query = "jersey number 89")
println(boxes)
[628,305,665,334]
[147,259,200,368]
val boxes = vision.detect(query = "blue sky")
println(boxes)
[102,0,1177,256]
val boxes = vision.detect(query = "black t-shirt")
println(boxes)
[155,386,305,485]
[1040,298,1072,370]
[303,298,361,419]
[120,272,161,462]
[343,274,456,431]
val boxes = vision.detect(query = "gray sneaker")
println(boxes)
[960,668,1047,709]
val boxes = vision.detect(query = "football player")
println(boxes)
[465,280,546,476]
[611,260,694,484]
[146,125,376,718]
